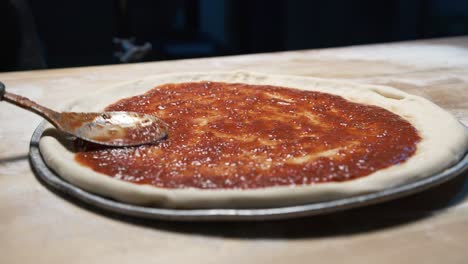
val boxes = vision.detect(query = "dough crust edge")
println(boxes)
[39,71,468,208]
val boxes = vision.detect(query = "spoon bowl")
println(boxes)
[60,111,168,146]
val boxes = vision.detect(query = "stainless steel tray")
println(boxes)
[29,121,468,221]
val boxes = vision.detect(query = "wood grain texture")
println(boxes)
[0,37,467,264]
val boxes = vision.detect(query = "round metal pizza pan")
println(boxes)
[29,121,468,221]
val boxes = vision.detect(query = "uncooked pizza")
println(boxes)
[39,72,468,208]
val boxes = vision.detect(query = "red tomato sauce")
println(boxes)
[75,82,420,189]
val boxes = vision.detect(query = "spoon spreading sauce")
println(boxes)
[0,80,168,147]
[75,82,421,189]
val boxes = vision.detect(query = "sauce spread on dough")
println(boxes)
[75,82,421,189]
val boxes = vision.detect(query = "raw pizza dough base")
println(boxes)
[39,72,468,208]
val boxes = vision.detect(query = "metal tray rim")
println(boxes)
[30,121,468,221]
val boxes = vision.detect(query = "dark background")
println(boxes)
[1,0,467,72]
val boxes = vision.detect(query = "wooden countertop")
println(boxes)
[1,37,467,264]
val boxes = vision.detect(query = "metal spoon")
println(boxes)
[0,82,168,147]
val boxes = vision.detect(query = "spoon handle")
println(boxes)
[0,82,4,99]
[0,81,61,127]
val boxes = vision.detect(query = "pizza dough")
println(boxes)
[39,72,468,208]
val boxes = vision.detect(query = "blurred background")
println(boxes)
[1,0,467,72]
